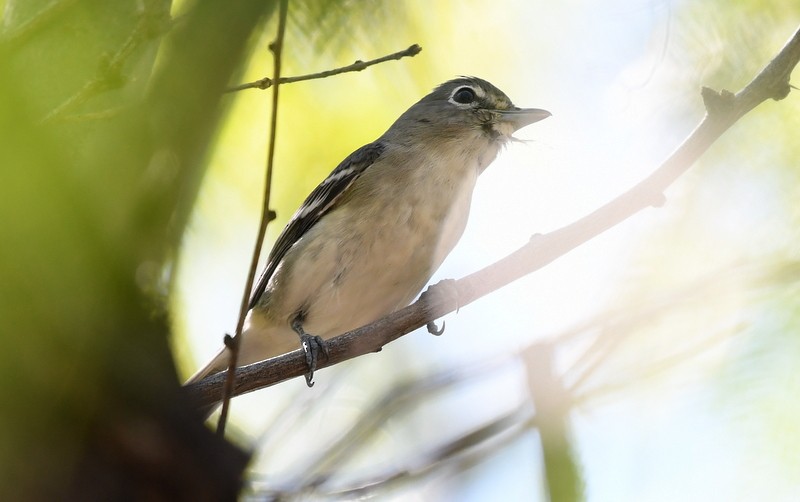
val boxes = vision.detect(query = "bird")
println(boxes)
[187,76,550,387]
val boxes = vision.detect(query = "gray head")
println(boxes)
[383,76,550,145]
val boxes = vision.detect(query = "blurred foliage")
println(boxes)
[5,0,793,499]
[288,0,409,56]
[602,0,800,496]
[172,0,800,499]
[0,0,287,497]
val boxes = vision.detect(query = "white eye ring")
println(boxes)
[448,85,484,107]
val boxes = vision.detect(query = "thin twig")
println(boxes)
[325,406,534,499]
[561,262,753,393]
[284,355,516,490]
[568,258,800,404]
[216,0,289,436]
[225,44,422,93]
[186,24,800,412]
[572,321,749,407]
[251,404,535,499]
[568,256,800,396]
[250,258,799,496]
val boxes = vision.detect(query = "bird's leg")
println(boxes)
[291,316,329,387]
[421,279,461,336]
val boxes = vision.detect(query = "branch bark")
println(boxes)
[185,25,800,412]
[225,44,422,92]
[216,0,289,436]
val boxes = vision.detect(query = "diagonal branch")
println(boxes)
[226,44,422,92]
[253,404,534,499]
[321,405,534,498]
[280,355,515,490]
[185,24,800,412]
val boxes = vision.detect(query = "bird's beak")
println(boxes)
[497,107,551,131]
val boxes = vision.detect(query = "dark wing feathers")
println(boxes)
[248,142,385,309]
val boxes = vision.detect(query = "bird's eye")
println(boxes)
[452,86,477,104]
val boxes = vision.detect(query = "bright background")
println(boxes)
[174,1,800,500]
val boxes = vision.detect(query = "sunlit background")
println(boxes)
[168,0,800,500]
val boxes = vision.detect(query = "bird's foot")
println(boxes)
[421,279,461,336]
[291,318,329,387]
[300,333,329,387]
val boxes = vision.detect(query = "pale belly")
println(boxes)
[239,166,478,363]
[279,200,453,337]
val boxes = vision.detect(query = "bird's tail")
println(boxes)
[185,346,232,385]
[185,320,299,385]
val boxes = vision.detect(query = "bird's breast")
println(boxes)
[262,144,485,341]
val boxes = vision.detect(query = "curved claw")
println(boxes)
[300,334,329,387]
[427,319,446,336]
[292,317,329,387]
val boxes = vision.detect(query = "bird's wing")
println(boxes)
[248,142,386,309]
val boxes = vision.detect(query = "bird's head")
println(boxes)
[388,76,550,144]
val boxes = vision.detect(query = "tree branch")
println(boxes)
[216,0,288,436]
[323,405,534,499]
[184,24,800,412]
[253,404,534,499]
[278,355,515,490]
[225,44,422,92]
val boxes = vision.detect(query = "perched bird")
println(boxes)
[188,76,550,386]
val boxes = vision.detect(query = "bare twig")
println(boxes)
[186,24,800,412]
[561,262,753,393]
[252,404,534,499]
[249,257,799,497]
[564,257,800,399]
[326,405,534,499]
[572,320,749,407]
[225,44,422,92]
[282,355,516,490]
[216,0,289,436]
